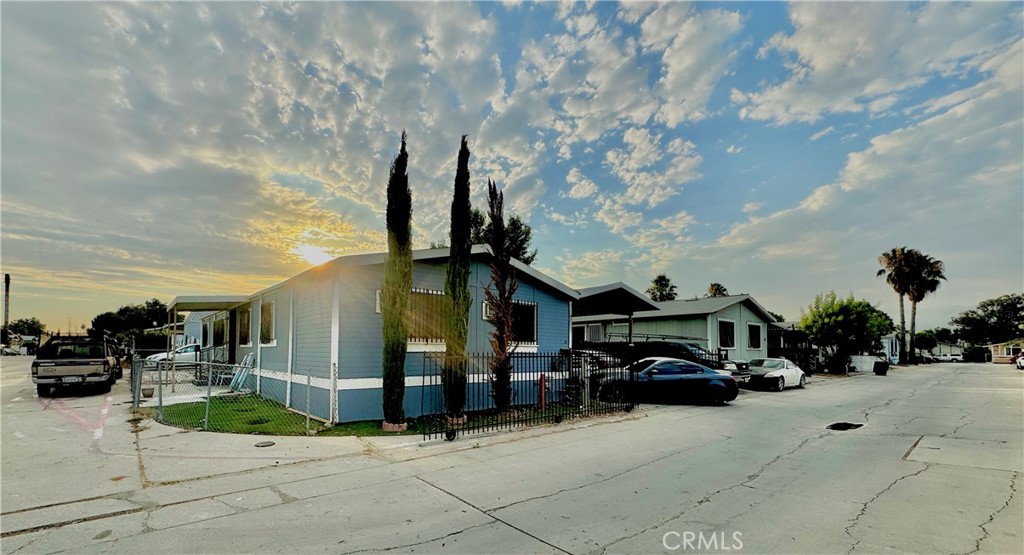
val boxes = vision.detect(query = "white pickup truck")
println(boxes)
[935,353,963,362]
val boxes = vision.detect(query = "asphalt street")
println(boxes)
[1,356,1021,554]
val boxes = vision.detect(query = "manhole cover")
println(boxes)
[827,422,863,431]
[254,441,275,448]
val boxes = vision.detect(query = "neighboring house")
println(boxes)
[170,246,576,423]
[182,311,212,346]
[572,294,778,363]
[988,339,1023,364]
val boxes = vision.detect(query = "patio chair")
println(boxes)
[225,353,256,392]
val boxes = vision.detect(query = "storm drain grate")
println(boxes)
[827,422,864,431]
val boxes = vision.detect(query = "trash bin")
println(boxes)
[873,360,889,376]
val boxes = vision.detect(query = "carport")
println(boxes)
[166,295,250,364]
[574,282,659,343]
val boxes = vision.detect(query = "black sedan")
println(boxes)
[596,357,738,405]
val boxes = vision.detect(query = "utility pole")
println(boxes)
[3,274,9,345]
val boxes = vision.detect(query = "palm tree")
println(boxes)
[707,283,729,297]
[646,274,677,302]
[906,252,946,364]
[877,247,913,364]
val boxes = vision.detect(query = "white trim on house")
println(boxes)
[717,318,737,350]
[408,342,446,352]
[330,278,341,424]
[252,369,544,391]
[746,321,764,351]
[286,288,294,407]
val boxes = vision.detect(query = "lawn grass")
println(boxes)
[156,394,626,437]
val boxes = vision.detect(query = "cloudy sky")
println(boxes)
[2,1,1021,334]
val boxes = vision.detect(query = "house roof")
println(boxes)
[573,282,660,316]
[249,245,578,301]
[574,294,778,324]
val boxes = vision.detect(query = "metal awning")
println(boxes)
[573,282,659,317]
[167,295,250,313]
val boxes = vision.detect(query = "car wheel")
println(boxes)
[798,375,806,389]
[775,377,785,392]
[36,384,51,397]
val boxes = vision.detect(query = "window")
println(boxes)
[512,302,537,344]
[483,299,538,344]
[202,323,210,347]
[408,290,445,342]
[586,324,602,342]
[260,299,275,345]
[718,319,735,349]
[239,307,251,346]
[747,323,762,350]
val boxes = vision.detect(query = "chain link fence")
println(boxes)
[131,359,324,435]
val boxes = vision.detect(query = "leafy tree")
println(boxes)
[468,207,538,265]
[381,132,412,428]
[646,274,677,302]
[951,293,1024,345]
[915,330,938,353]
[906,251,946,363]
[767,311,785,323]
[707,283,729,297]
[484,180,518,412]
[89,298,174,342]
[800,292,895,374]
[443,135,472,417]
[877,247,913,364]
[930,327,957,344]
[9,317,46,337]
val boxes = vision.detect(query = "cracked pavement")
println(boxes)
[2,358,1021,554]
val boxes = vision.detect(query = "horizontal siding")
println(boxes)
[294,276,332,379]
[338,266,384,379]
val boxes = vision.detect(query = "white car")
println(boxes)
[748,358,806,391]
[1014,356,1024,370]
[935,353,963,362]
[145,344,201,368]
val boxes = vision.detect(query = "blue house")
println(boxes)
[170,246,577,423]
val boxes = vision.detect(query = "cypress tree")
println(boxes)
[381,132,412,429]
[443,135,472,417]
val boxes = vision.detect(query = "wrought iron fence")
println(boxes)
[131,360,322,435]
[420,350,635,441]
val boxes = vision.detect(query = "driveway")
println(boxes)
[1,357,1021,554]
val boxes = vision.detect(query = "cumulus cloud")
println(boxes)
[706,36,1023,327]
[742,202,762,214]
[810,126,835,141]
[735,3,1022,124]
[563,168,599,199]
[726,144,743,154]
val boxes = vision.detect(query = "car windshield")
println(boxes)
[749,359,784,369]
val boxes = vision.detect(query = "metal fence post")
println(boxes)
[157,361,164,421]
[305,373,311,434]
[203,363,212,431]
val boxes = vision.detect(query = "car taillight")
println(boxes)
[31,362,38,375]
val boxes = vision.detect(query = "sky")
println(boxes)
[1,1,1022,335]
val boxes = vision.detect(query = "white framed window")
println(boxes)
[482,300,495,321]
[512,301,538,345]
[260,299,276,346]
[586,323,602,342]
[747,322,763,350]
[238,307,252,347]
[718,319,736,349]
